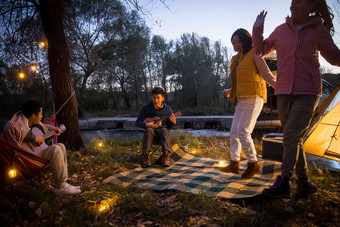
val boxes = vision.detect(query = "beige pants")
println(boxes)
[42,143,68,188]
[230,96,264,163]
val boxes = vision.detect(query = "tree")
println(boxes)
[0,0,83,149]
[64,0,127,108]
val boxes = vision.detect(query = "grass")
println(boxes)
[1,131,339,226]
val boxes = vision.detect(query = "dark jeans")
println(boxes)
[142,128,171,153]
[277,95,320,179]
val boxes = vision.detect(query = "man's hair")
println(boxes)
[20,99,42,118]
[151,87,165,96]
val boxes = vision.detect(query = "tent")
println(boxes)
[304,84,340,161]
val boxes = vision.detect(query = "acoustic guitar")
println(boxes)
[21,124,66,157]
[143,112,182,125]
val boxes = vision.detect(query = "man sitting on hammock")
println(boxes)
[136,87,177,168]
[2,99,81,195]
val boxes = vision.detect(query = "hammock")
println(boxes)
[0,137,49,181]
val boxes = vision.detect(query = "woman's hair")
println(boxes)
[309,0,334,35]
[231,28,253,54]
[20,99,42,118]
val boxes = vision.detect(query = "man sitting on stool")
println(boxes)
[136,87,177,168]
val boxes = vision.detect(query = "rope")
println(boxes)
[53,91,75,117]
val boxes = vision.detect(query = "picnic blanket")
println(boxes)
[103,144,282,199]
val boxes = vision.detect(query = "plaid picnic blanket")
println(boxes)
[103,144,282,199]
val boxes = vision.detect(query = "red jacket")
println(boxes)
[253,16,340,96]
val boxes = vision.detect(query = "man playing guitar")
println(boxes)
[2,99,81,195]
[135,87,178,168]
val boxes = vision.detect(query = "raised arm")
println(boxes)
[252,11,275,57]
[254,53,276,88]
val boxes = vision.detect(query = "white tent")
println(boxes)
[304,85,340,161]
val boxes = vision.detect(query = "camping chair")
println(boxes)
[0,137,49,194]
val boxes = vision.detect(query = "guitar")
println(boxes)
[21,124,66,157]
[144,112,182,125]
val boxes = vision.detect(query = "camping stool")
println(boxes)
[150,139,163,165]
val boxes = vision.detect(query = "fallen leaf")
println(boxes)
[35,208,42,217]
[28,201,36,208]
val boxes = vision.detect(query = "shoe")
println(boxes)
[64,182,81,189]
[294,178,317,201]
[161,150,170,167]
[142,150,151,168]
[52,183,81,195]
[262,175,291,199]
[219,161,239,173]
[241,162,262,178]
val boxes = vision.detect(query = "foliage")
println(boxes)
[0,0,234,118]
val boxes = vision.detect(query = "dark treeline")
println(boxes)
[0,0,234,119]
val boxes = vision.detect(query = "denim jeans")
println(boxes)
[277,95,320,179]
[230,96,264,163]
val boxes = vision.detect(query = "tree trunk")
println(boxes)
[39,0,84,150]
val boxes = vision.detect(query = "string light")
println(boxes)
[39,41,45,47]
[31,65,37,71]
[98,142,103,148]
[8,168,17,178]
[18,72,25,79]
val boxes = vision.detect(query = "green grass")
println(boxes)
[1,131,339,226]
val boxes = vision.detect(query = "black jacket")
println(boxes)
[135,102,175,129]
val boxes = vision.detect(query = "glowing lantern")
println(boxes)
[39,41,45,47]
[31,65,37,71]
[98,203,108,212]
[216,160,227,167]
[18,72,25,79]
[8,168,17,178]
[98,142,103,148]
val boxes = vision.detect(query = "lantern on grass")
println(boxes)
[216,160,227,167]
[8,166,17,178]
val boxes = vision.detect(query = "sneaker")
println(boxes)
[161,150,170,167]
[294,178,317,201]
[52,183,81,195]
[262,175,291,199]
[219,161,240,174]
[142,150,151,168]
[241,162,262,178]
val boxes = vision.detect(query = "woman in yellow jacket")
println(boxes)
[220,28,276,178]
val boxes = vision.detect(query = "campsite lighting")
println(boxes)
[18,72,25,79]
[216,160,227,167]
[98,202,109,212]
[8,168,17,178]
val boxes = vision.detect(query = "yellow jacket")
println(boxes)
[229,49,267,103]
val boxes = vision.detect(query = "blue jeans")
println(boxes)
[277,95,320,179]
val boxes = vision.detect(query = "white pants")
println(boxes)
[42,143,68,188]
[230,96,264,163]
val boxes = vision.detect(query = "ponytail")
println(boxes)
[310,0,334,35]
